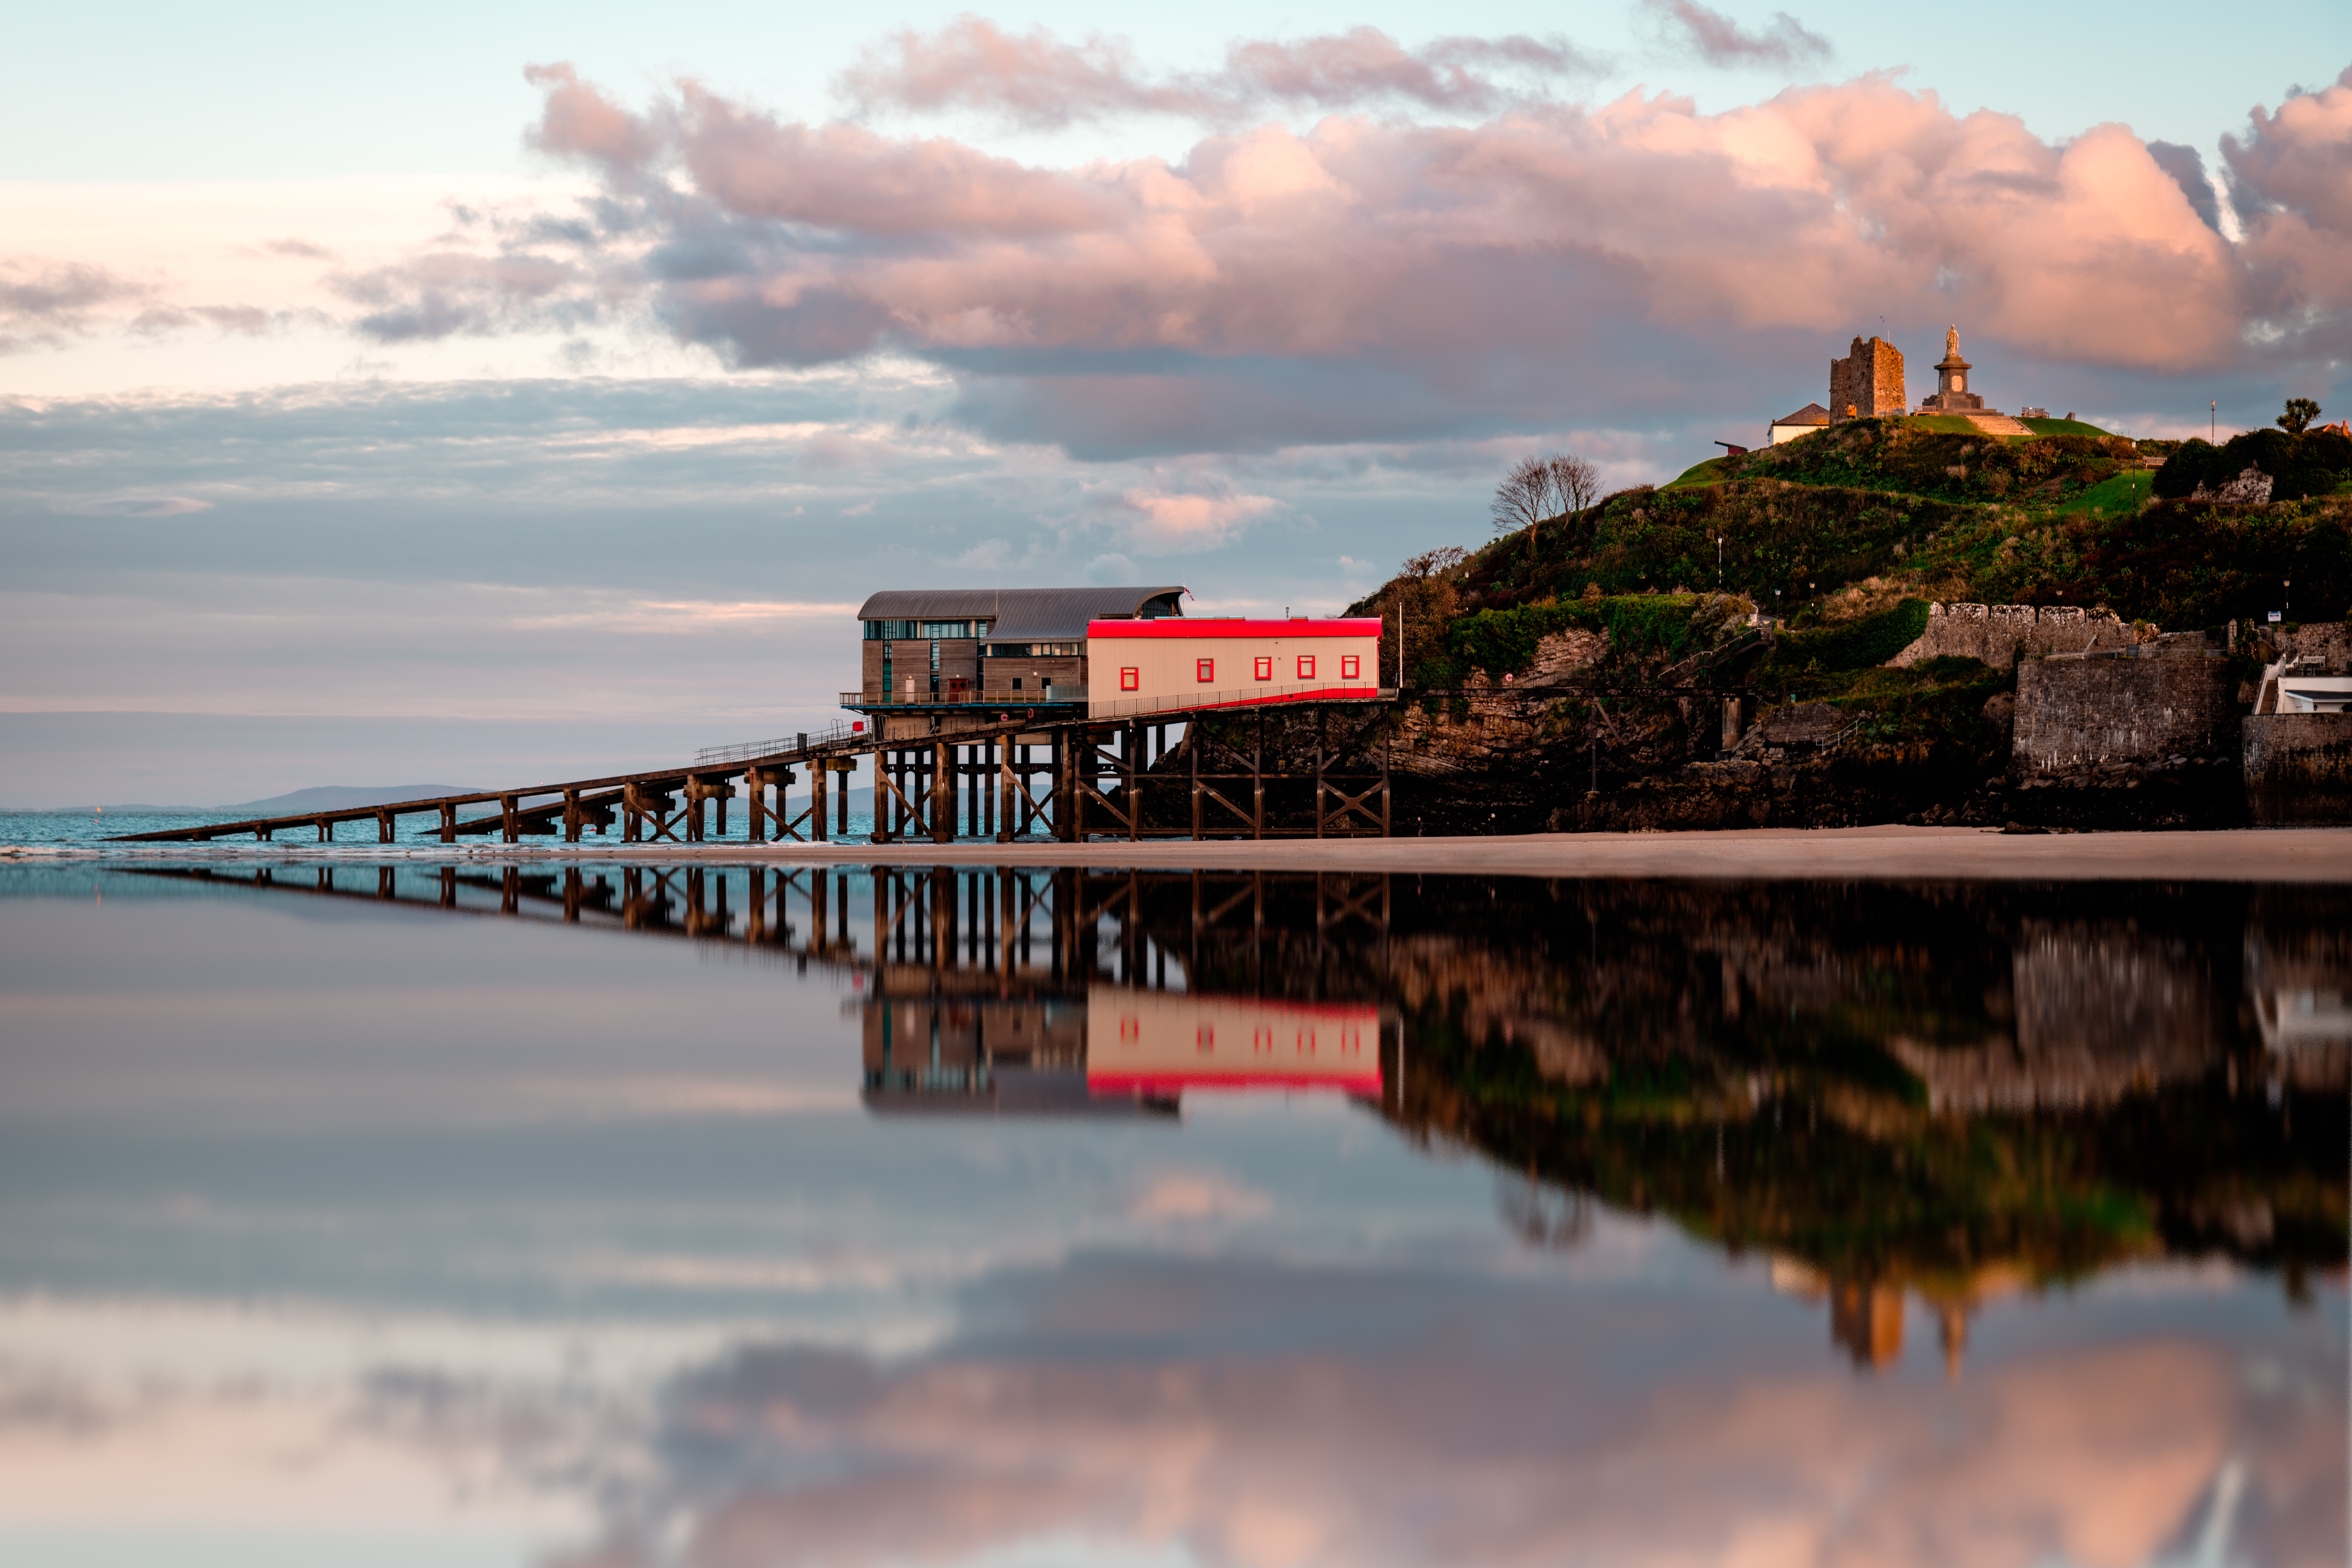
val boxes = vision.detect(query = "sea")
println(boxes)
[0,854,2341,1567]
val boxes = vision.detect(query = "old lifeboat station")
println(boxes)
[835,585,1392,841]
[848,586,1383,732]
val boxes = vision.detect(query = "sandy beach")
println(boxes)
[36,825,2352,881]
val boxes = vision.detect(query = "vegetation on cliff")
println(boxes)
[2154,424,2352,501]
[1350,415,2350,686]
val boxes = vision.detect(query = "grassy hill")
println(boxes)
[1355,415,2350,686]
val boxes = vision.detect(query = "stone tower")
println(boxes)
[1829,336,1905,422]
[1919,325,1986,412]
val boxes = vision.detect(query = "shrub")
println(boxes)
[2155,428,2352,502]
[1775,597,1931,671]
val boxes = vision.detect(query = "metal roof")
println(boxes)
[1773,402,1832,425]
[856,586,1186,639]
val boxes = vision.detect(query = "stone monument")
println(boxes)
[1919,325,1987,413]
[1828,336,1905,422]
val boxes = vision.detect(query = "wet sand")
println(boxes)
[44,825,2352,880]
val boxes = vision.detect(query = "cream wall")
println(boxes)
[1087,625,1382,713]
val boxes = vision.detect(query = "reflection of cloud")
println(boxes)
[1126,1171,1270,1222]
[575,1259,2319,1568]
[0,1258,2336,1566]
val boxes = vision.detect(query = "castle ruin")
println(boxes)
[1828,336,1905,422]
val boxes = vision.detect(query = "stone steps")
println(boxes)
[1963,411,2031,435]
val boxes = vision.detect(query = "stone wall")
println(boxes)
[1828,335,1905,420]
[2243,713,2352,826]
[2012,654,2238,772]
[1890,602,2134,667]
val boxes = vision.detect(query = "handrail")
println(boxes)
[842,687,1088,708]
[1086,683,1392,720]
[696,719,869,765]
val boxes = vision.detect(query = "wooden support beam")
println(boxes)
[932,741,953,845]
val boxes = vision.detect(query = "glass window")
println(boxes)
[1253,656,1272,681]
[1341,655,1360,680]
[1120,667,1140,691]
[1196,658,1214,683]
[1298,654,1317,679]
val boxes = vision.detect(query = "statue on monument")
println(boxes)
[1922,325,1985,413]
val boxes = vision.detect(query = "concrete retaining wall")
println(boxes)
[2013,655,2237,772]
[1892,602,2133,667]
[2244,713,2352,826]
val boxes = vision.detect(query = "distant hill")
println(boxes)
[216,785,481,814]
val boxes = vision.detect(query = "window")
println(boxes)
[1011,677,1023,690]
[1196,658,1215,683]
[1297,654,1316,679]
[1120,667,1140,691]
[1340,655,1360,680]
[1253,656,1272,681]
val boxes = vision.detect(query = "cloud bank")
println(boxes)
[284,54,2350,456]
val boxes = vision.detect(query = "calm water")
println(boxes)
[0,861,2343,1568]
[0,805,882,848]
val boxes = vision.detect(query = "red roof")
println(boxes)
[1089,617,1382,639]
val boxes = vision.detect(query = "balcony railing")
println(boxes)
[842,687,1087,708]
[841,683,1393,720]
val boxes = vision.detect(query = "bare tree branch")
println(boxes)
[1491,453,1556,551]
[1547,452,1600,542]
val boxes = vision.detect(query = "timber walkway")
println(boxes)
[107,687,1402,848]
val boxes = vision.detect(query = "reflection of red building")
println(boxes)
[1086,988,1382,1098]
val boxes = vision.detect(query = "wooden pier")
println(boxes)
[106,693,1399,847]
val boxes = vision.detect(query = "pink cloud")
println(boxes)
[1640,0,1833,69]
[2225,64,2352,360]
[0,259,152,354]
[1116,488,1283,551]
[835,18,1600,130]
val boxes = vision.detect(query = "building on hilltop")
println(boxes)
[1918,325,1988,413]
[1829,336,1905,422]
[1769,401,1832,444]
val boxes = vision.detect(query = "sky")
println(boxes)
[2,0,2348,804]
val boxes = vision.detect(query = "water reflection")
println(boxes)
[1,860,2343,1567]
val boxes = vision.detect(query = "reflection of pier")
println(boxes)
[118,861,1402,1118]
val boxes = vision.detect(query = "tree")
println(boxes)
[1548,453,1601,545]
[1402,545,1468,580]
[2279,397,2321,435]
[1491,454,1557,551]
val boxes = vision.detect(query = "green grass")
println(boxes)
[1905,414,1988,435]
[2020,417,2112,437]
[1665,456,1734,489]
[2048,469,2153,519]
